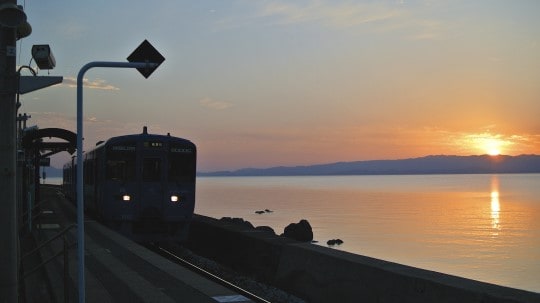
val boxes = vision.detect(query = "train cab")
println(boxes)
[63,127,196,243]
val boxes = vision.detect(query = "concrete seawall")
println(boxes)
[186,214,540,303]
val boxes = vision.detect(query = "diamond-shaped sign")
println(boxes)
[127,40,165,78]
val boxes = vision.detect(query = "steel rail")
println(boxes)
[155,246,272,303]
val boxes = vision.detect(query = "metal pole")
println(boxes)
[76,61,156,303]
[64,235,69,303]
[0,2,19,300]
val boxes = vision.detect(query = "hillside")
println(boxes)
[198,155,540,176]
[41,166,63,178]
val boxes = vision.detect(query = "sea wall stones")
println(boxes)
[186,215,540,303]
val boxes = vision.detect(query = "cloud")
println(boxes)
[61,77,120,90]
[226,0,449,41]
[258,1,402,28]
[212,1,404,31]
[27,112,75,130]
[401,18,444,40]
[199,97,234,110]
[210,1,447,41]
[406,32,438,41]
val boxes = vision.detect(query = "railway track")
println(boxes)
[150,244,273,303]
[50,185,302,302]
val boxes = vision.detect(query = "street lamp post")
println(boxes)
[76,61,158,303]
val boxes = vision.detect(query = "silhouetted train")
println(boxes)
[63,127,196,242]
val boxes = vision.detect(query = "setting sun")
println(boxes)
[484,138,503,156]
[452,132,538,159]
[464,134,511,156]
[488,148,501,156]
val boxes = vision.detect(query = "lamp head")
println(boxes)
[0,3,27,28]
[32,45,56,70]
[17,20,31,39]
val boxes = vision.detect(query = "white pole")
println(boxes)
[76,61,157,303]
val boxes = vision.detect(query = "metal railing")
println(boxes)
[22,223,76,303]
[19,198,48,234]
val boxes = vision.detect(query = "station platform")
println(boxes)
[20,185,252,303]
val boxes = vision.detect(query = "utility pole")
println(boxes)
[0,1,29,301]
[0,16,19,303]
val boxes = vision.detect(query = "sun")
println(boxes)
[483,138,503,156]
[487,148,501,156]
[461,132,518,157]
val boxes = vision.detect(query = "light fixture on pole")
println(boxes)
[32,44,56,69]
[0,3,26,28]
[0,3,31,39]
[19,44,61,95]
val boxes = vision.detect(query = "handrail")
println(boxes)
[19,198,51,235]
[22,241,76,278]
[20,198,49,222]
[22,223,76,303]
[19,211,43,233]
[22,223,76,261]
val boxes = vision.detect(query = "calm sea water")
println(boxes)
[46,174,540,292]
[195,174,540,293]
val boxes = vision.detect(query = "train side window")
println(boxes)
[95,156,100,185]
[85,159,94,185]
[143,158,161,181]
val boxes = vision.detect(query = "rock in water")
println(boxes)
[255,225,276,235]
[327,239,344,246]
[220,217,254,229]
[282,219,313,242]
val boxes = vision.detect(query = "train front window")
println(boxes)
[106,144,136,181]
[143,158,161,181]
[169,146,195,183]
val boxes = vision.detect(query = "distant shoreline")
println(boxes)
[198,155,540,177]
[42,154,540,178]
[197,171,540,177]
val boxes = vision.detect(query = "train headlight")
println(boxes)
[122,194,131,202]
[170,195,180,203]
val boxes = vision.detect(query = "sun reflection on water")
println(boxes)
[490,176,501,232]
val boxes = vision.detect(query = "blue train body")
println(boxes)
[63,127,196,242]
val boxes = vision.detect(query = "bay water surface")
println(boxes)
[47,174,540,292]
[195,174,540,293]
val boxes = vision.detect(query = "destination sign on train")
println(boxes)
[112,145,136,151]
[144,141,163,148]
[170,148,193,153]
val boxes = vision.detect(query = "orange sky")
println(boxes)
[19,1,540,171]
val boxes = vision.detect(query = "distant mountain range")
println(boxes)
[41,166,63,178]
[44,154,540,178]
[198,155,540,176]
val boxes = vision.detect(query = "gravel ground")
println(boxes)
[166,244,306,303]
